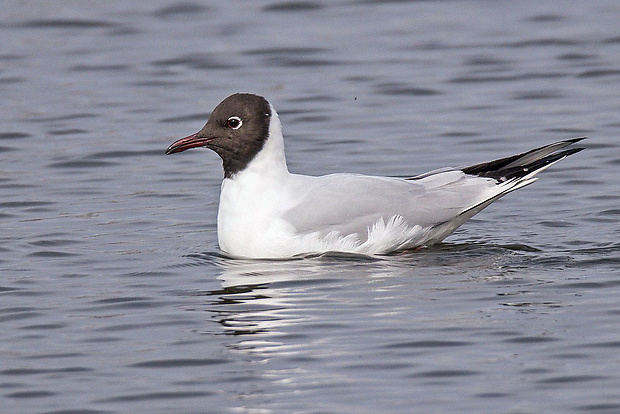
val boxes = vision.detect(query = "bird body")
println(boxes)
[166,93,584,259]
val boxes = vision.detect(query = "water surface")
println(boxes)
[1,1,620,413]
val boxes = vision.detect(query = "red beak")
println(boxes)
[165,132,213,155]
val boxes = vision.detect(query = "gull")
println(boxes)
[166,93,584,259]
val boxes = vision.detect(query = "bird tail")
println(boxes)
[411,138,585,246]
[461,137,585,184]
[457,137,585,217]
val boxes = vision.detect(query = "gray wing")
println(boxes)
[283,171,498,238]
[283,138,585,243]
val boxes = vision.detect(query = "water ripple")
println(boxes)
[1,1,619,413]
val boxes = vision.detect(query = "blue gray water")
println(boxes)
[2,1,620,413]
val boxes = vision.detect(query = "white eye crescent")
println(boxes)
[226,116,243,130]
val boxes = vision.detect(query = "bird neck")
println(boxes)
[230,106,289,181]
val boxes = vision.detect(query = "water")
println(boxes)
[1,1,620,413]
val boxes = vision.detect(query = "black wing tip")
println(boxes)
[554,137,587,157]
[563,146,585,156]
[539,137,587,158]
[561,136,587,147]
[462,136,586,180]
[540,145,584,165]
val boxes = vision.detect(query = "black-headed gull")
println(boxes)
[166,93,584,259]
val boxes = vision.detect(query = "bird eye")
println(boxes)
[226,116,243,130]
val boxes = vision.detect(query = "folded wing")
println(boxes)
[283,138,585,248]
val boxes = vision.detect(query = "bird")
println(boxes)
[166,93,584,259]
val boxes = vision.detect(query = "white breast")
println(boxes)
[217,172,298,258]
[216,105,302,258]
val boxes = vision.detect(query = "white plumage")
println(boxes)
[166,93,584,259]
